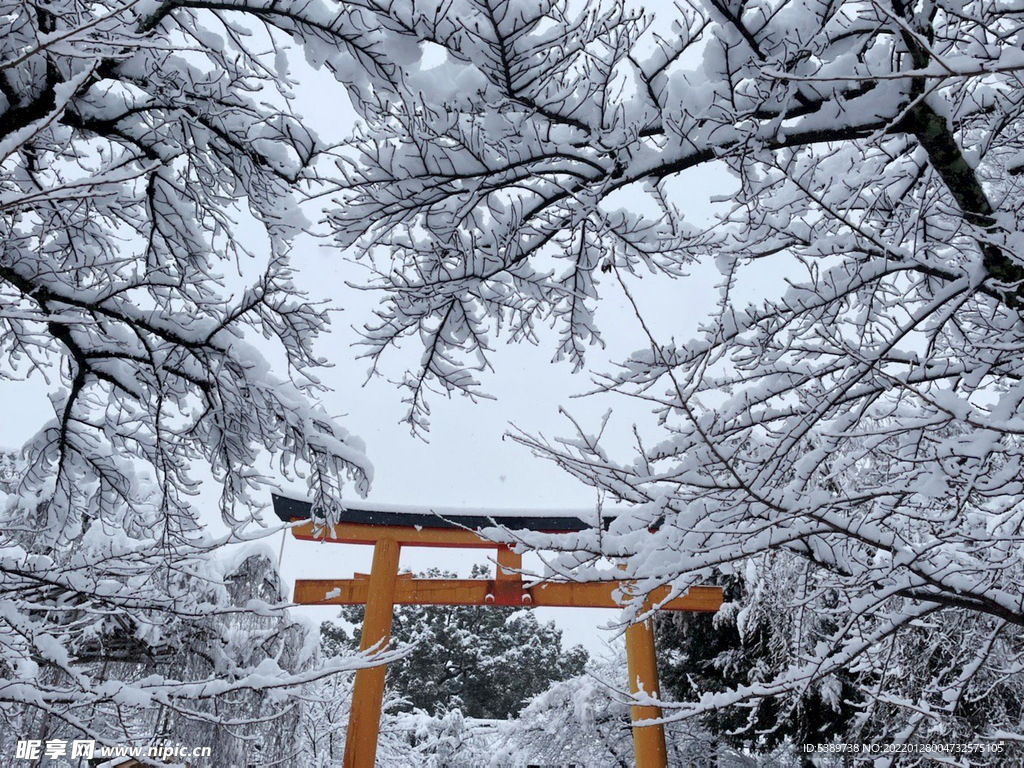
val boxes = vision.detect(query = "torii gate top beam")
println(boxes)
[272,493,616,548]
[276,493,721,612]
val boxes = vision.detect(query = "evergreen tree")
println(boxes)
[655,568,859,763]
[321,566,587,719]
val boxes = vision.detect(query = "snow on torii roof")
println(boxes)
[272,493,617,533]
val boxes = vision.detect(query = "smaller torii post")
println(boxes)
[275,495,722,768]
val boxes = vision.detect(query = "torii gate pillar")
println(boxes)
[344,538,400,768]
[625,616,668,767]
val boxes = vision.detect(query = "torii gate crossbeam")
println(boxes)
[274,495,723,768]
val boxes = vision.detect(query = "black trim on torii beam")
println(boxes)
[271,494,613,532]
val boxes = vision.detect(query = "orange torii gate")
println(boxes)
[274,495,722,768]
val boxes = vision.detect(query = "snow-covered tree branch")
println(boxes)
[326,0,1024,756]
[0,0,389,749]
